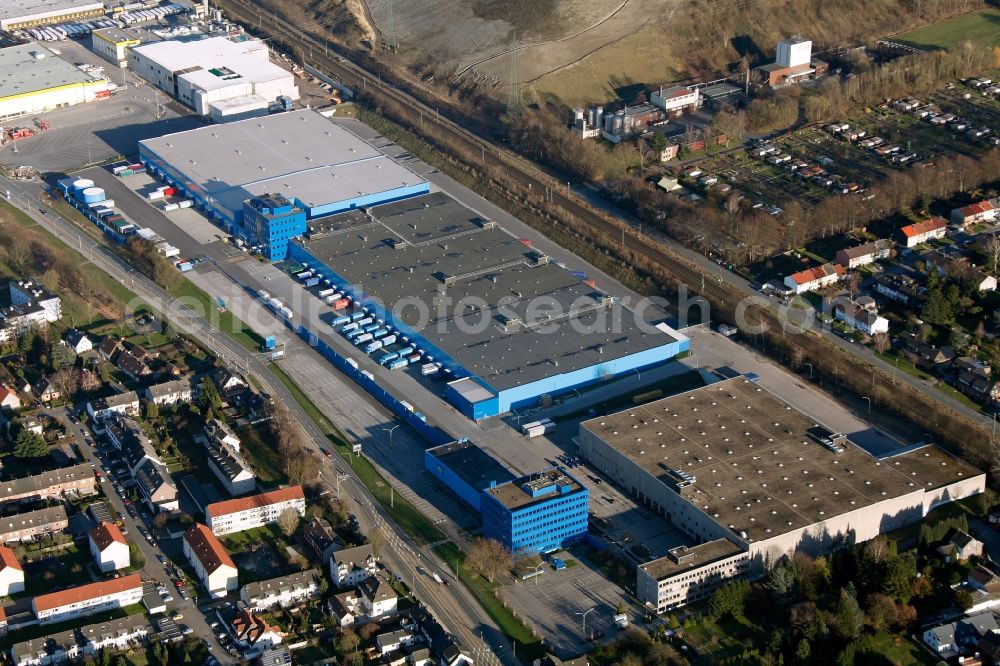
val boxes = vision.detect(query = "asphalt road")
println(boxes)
[1,177,508,664]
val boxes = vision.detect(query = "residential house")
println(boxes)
[115,350,151,382]
[32,574,143,625]
[62,329,92,354]
[359,575,398,618]
[183,523,237,599]
[979,631,1000,666]
[31,377,59,404]
[88,521,129,573]
[105,417,155,471]
[97,337,122,361]
[134,459,178,513]
[330,543,377,588]
[0,386,20,411]
[203,420,256,497]
[832,298,889,336]
[898,217,948,248]
[328,590,360,627]
[144,379,192,406]
[0,546,24,596]
[211,367,247,396]
[205,486,305,535]
[0,506,68,544]
[9,280,60,323]
[11,615,149,666]
[783,263,846,294]
[303,516,341,563]
[231,609,282,652]
[0,302,49,343]
[240,569,321,611]
[86,391,140,421]
[834,239,893,268]
[899,331,956,371]
[951,200,996,227]
[938,530,985,563]
[957,370,1000,407]
[258,646,292,666]
[376,628,419,656]
[924,612,999,654]
[0,463,96,506]
[968,566,1000,594]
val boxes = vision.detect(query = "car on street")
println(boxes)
[156,554,166,564]
[174,580,184,588]
[180,624,193,635]
[179,589,188,600]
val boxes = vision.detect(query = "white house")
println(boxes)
[898,217,947,248]
[240,569,320,611]
[0,546,24,596]
[62,329,93,354]
[0,386,20,411]
[88,521,130,573]
[144,379,192,406]
[204,420,256,497]
[923,612,999,654]
[231,609,282,652]
[183,524,237,599]
[9,280,61,323]
[32,574,143,625]
[359,575,397,618]
[330,544,377,588]
[783,263,846,294]
[87,391,140,421]
[833,299,889,336]
[950,200,996,226]
[205,486,305,535]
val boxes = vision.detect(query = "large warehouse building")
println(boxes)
[0,0,103,30]
[290,192,689,417]
[578,377,985,611]
[129,34,299,119]
[0,42,109,121]
[138,109,430,249]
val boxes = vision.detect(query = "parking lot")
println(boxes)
[0,38,203,174]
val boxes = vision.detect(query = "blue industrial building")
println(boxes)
[424,440,515,512]
[242,194,307,261]
[137,109,428,237]
[424,440,589,553]
[289,192,689,419]
[481,468,589,555]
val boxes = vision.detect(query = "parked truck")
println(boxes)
[388,358,409,370]
[352,333,373,345]
[363,340,384,354]
[379,334,398,347]
[304,277,320,288]
[379,351,401,366]
[318,288,335,298]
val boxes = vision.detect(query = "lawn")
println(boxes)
[895,8,1000,50]
[238,426,288,485]
[856,633,939,665]
[168,279,263,352]
[18,545,93,597]
[874,351,933,381]
[267,363,444,545]
[682,615,767,663]
[433,541,544,661]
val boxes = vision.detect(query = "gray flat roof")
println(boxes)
[427,440,515,492]
[299,192,684,391]
[0,42,99,99]
[581,378,983,543]
[483,467,585,511]
[139,109,424,216]
[640,538,744,580]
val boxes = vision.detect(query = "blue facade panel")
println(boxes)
[481,482,590,555]
[424,449,482,512]
[243,196,308,261]
[305,182,430,218]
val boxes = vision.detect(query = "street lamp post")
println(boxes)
[576,607,596,640]
[383,424,400,446]
[862,396,871,415]
[804,362,813,379]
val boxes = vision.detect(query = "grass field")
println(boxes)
[895,8,1000,50]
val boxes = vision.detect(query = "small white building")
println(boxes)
[650,85,701,115]
[88,521,129,573]
[330,544,377,589]
[833,299,889,336]
[898,217,948,248]
[0,546,24,596]
[87,391,140,421]
[183,523,238,599]
[144,378,192,406]
[359,575,397,618]
[783,263,846,294]
[62,329,92,354]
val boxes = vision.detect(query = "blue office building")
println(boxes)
[424,440,515,512]
[480,468,589,555]
[242,194,307,261]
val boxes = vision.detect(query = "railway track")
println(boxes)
[219,0,991,451]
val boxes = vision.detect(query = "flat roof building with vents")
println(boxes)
[0,42,109,121]
[291,191,688,418]
[0,0,103,30]
[138,109,430,245]
[578,377,985,610]
[424,440,516,512]
[129,35,298,117]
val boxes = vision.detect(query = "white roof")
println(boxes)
[133,35,284,87]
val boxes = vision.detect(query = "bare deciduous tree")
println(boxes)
[466,537,513,583]
[277,507,301,538]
